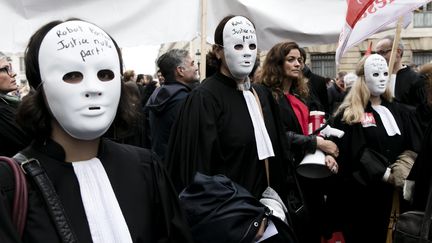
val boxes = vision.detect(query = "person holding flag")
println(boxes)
[375,35,426,108]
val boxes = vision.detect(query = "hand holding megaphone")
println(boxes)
[297,111,344,179]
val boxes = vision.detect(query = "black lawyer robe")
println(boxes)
[0,100,31,157]
[328,100,421,243]
[407,118,432,211]
[0,138,193,243]
[165,72,289,201]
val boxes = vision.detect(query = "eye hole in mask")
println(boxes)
[98,69,115,81]
[233,44,257,51]
[63,71,83,83]
[61,70,115,83]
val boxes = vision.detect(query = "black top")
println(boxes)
[141,81,159,109]
[0,138,193,243]
[165,72,289,201]
[327,83,346,114]
[328,100,422,242]
[394,66,426,107]
[146,80,191,161]
[0,98,31,157]
[277,94,317,166]
[303,67,330,113]
[407,119,432,211]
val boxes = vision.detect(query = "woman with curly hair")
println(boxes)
[260,41,339,243]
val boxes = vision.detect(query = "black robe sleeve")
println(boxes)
[0,105,31,157]
[407,121,432,211]
[330,112,366,177]
[165,88,220,193]
[148,155,194,243]
[0,163,21,243]
[395,102,423,153]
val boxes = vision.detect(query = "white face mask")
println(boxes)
[222,16,257,80]
[38,20,121,140]
[364,54,389,97]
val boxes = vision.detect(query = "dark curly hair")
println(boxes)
[17,18,138,142]
[261,41,309,100]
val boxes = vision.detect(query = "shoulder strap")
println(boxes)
[13,152,78,243]
[0,156,27,237]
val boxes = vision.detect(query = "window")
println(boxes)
[414,3,432,27]
[413,52,432,67]
[310,54,335,78]
[19,56,25,73]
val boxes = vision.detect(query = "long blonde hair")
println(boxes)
[335,55,393,124]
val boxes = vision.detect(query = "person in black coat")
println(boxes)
[0,18,193,243]
[405,62,432,211]
[375,36,426,108]
[327,71,347,114]
[145,49,198,161]
[261,41,340,243]
[0,53,31,157]
[299,48,330,114]
[165,14,293,209]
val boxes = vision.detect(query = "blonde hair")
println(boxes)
[335,55,393,124]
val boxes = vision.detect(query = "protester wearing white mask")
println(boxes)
[327,54,422,243]
[221,16,257,81]
[166,15,299,242]
[0,19,193,243]
[38,21,121,141]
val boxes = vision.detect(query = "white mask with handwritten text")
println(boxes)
[38,20,121,140]
[364,54,389,97]
[222,16,257,80]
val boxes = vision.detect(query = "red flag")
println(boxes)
[336,0,429,65]
[335,0,375,64]
[346,0,375,28]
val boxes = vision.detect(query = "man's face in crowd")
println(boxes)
[179,55,199,83]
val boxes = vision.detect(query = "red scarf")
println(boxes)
[285,93,309,135]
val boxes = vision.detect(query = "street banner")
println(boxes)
[0,0,347,52]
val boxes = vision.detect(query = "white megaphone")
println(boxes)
[296,111,344,179]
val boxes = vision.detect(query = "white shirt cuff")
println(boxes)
[382,167,391,182]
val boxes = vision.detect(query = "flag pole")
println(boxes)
[387,16,404,98]
[388,16,404,76]
[199,0,207,81]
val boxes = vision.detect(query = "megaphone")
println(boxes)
[297,150,330,179]
[296,111,344,179]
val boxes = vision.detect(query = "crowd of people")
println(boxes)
[0,15,431,243]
